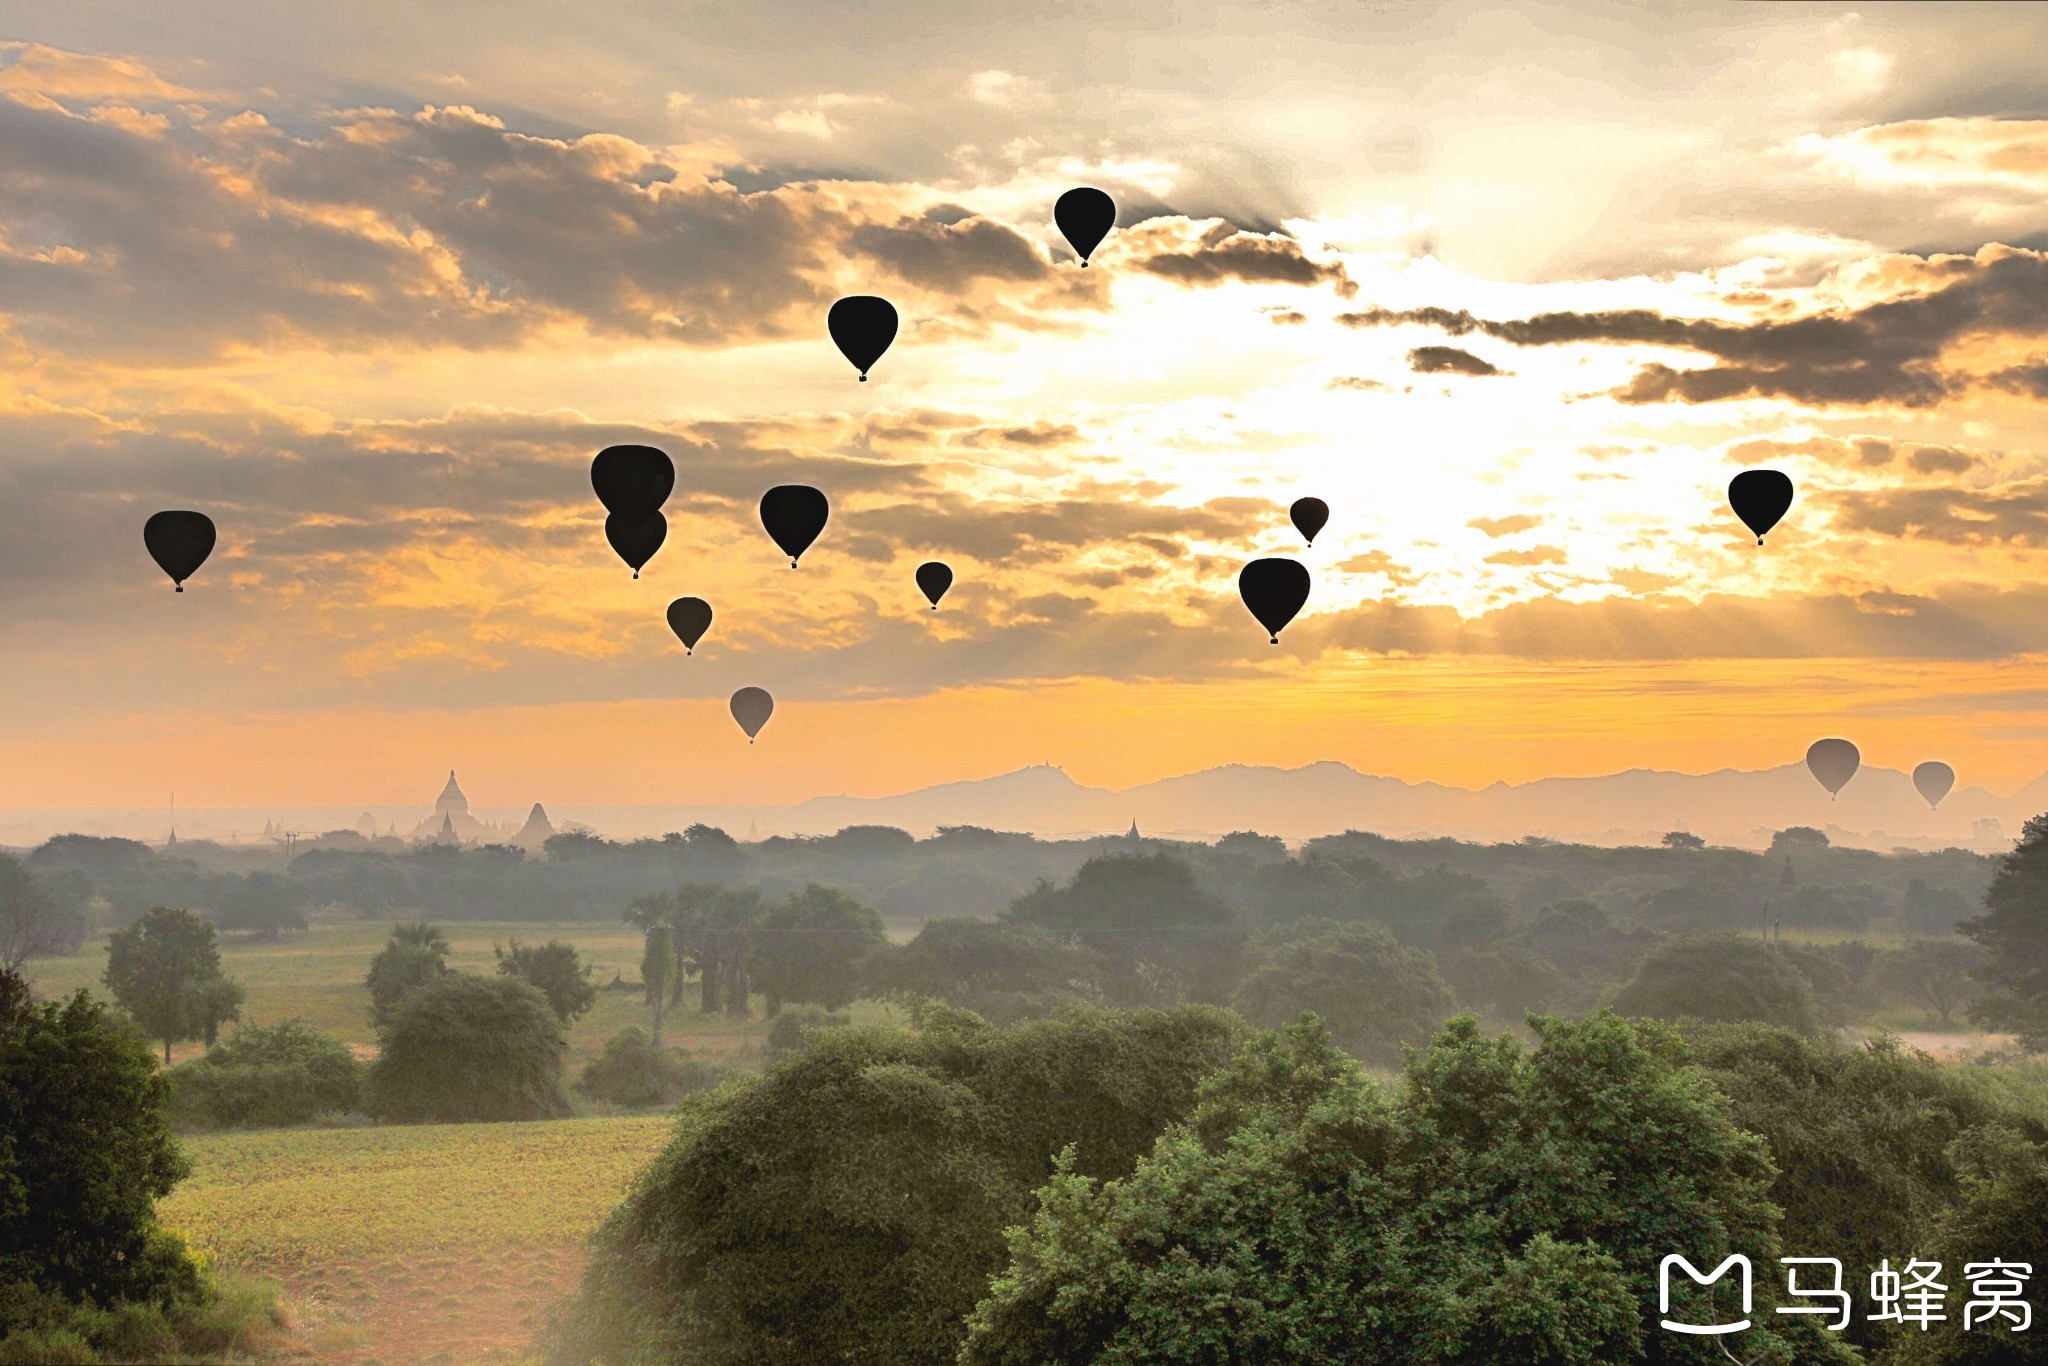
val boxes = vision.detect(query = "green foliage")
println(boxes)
[1771,826,1830,853]
[495,937,599,1024]
[872,917,1098,1023]
[1962,811,2048,1049]
[559,1004,1241,1366]
[1887,1132,2048,1363]
[0,1270,284,1365]
[0,855,88,970]
[207,873,306,941]
[762,1004,849,1064]
[747,884,886,1012]
[1613,934,1821,1033]
[364,974,570,1123]
[1877,939,1989,1026]
[959,1012,1854,1366]
[169,1018,362,1130]
[364,920,450,1032]
[101,907,245,1063]
[1230,919,1455,1067]
[1006,854,1237,1004]
[0,975,200,1321]
[577,1027,729,1108]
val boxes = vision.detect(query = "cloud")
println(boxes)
[1325,376,1389,391]
[1484,545,1567,567]
[1467,514,1542,538]
[1133,224,1356,296]
[1828,482,2048,546]
[1338,247,2048,408]
[1408,345,1504,376]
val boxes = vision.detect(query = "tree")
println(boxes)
[364,974,570,1123]
[365,921,450,1032]
[1961,811,2048,1049]
[1893,1133,2048,1363]
[957,1013,1855,1366]
[102,907,245,1064]
[0,855,87,970]
[170,1018,362,1129]
[1878,940,1989,1027]
[1230,919,1455,1067]
[554,1005,1242,1366]
[1005,854,1236,1004]
[1770,825,1830,853]
[1613,934,1821,1034]
[875,918,1098,1023]
[0,970,202,1313]
[210,872,307,941]
[626,891,686,1047]
[494,937,598,1025]
[747,884,886,1014]
[1661,830,1706,849]
[577,1027,728,1108]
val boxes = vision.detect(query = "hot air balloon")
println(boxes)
[760,485,829,567]
[667,597,713,654]
[605,509,666,578]
[1289,497,1329,547]
[1239,558,1310,644]
[1729,469,1794,545]
[1913,761,1955,810]
[591,445,674,516]
[143,511,216,592]
[1805,738,1860,799]
[1054,187,1116,266]
[915,561,953,610]
[731,686,774,743]
[827,296,898,381]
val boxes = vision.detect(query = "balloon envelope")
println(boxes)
[760,485,829,566]
[1289,497,1329,546]
[1805,737,1860,798]
[1054,187,1116,265]
[1238,558,1311,643]
[1729,469,1794,544]
[730,686,774,742]
[915,561,953,609]
[1913,761,1956,810]
[827,296,898,380]
[591,445,674,516]
[666,596,712,653]
[143,510,216,591]
[605,509,666,578]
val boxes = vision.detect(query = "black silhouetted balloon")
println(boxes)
[1239,558,1310,644]
[591,445,674,516]
[827,296,898,381]
[760,485,829,567]
[1806,737,1860,799]
[666,597,712,654]
[1729,469,1794,545]
[730,686,774,743]
[1290,497,1329,546]
[916,561,953,610]
[605,509,666,578]
[1055,187,1116,266]
[1913,761,1955,810]
[143,511,216,592]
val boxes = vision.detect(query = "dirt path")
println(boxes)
[277,1245,583,1364]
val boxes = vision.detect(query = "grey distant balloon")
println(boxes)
[1912,761,1955,810]
[730,687,774,743]
[1805,738,1860,799]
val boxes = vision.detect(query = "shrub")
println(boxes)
[365,974,570,1123]
[577,1028,729,1108]
[365,921,451,1032]
[762,1005,849,1064]
[169,1019,362,1130]
[495,938,598,1025]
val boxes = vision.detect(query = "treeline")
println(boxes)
[4,819,1997,939]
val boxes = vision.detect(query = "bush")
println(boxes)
[0,1268,285,1364]
[1613,934,1821,1033]
[365,974,570,1123]
[495,938,598,1025]
[763,1005,849,1064]
[169,1019,362,1130]
[577,1028,729,1108]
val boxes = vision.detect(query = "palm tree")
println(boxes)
[625,891,684,1047]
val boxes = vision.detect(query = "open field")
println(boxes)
[163,1116,676,1365]
[23,917,917,1069]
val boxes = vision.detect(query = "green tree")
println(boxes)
[1661,831,1706,850]
[102,907,245,1064]
[0,854,88,970]
[494,937,598,1025]
[1961,811,2048,1049]
[1230,918,1455,1067]
[209,872,307,941]
[1890,1132,2048,1363]
[747,884,885,1014]
[364,974,569,1123]
[958,1012,1855,1366]
[626,891,685,1046]
[1613,934,1821,1034]
[0,971,201,1315]
[1006,853,1237,1004]
[170,1018,362,1129]
[875,918,1098,1023]
[1877,939,1989,1027]
[554,1004,1241,1366]
[365,920,450,1032]
[577,1027,728,1108]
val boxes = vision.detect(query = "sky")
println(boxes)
[9,0,2048,812]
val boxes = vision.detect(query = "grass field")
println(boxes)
[163,1116,676,1365]
[22,916,888,1070]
